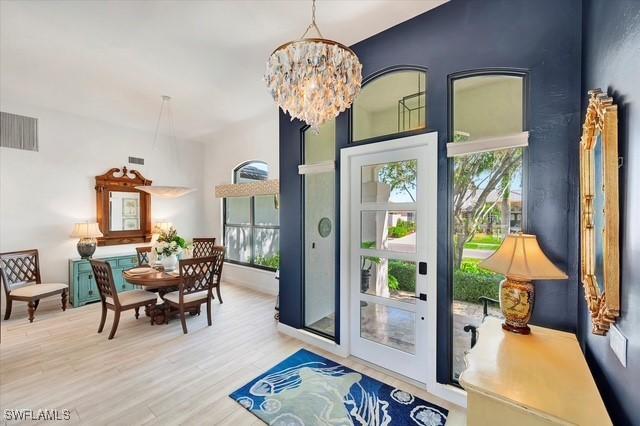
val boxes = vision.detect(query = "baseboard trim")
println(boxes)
[277,322,349,357]
[223,277,278,296]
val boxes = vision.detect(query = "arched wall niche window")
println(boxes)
[223,161,279,271]
[352,67,427,143]
[233,160,269,184]
[447,70,528,384]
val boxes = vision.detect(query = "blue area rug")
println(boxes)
[229,348,448,425]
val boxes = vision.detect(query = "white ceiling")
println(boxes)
[0,0,446,141]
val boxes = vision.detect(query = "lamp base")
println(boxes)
[77,238,97,259]
[501,322,531,335]
[499,277,534,335]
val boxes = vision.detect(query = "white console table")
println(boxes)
[459,317,611,425]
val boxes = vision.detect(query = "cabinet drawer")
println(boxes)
[77,261,92,273]
[118,256,138,269]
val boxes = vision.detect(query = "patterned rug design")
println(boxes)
[229,349,448,425]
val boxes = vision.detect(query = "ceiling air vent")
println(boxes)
[0,112,38,152]
[128,156,144,165]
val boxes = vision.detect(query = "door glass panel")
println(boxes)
[353,70,427,142]
[361,257,416,304]
[224,226,252,263]
[226,197,251,225]
[304,120,336,337]
[361,211,416,253]
[361,160,417,203]
[360,301,415,354]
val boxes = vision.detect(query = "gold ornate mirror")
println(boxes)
[580,89,620,335]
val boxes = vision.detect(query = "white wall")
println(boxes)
[200,109,279,295]
[0,101,205,284]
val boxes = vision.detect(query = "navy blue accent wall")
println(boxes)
[580,1,640,424]
[279,0,582,383]
[279,112,305,329]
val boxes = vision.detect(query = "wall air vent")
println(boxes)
[0,112,38,152]
[128,156,145,165]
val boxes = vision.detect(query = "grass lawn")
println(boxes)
[463,233,502,250]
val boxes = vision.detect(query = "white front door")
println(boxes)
[343,133,437,384]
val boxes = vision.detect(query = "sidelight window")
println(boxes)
[449,73,527,382]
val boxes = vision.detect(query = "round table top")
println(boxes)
[123,268,182,288]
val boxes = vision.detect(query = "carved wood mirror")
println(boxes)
[96,167,152,246]
[580,89,620,335]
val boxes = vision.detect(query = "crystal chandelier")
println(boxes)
[264,0,362,130]
[136,95,196,198]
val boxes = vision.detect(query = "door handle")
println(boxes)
[412,293,427,301]
[419,262,427,275]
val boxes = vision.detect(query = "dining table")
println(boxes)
[122,267,200,325]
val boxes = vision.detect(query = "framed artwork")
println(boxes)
[122,218,139,230]
[122,198,139,217]
[579,89,620,335]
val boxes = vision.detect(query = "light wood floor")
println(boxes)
[0,284,465,425]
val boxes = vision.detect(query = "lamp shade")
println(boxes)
[479,233,568,281]
[153,221,173,234]
[135,185,196,198]
[71,222,103,238]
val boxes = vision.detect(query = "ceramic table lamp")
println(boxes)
[71,222,103,259]
[479,233,568,335]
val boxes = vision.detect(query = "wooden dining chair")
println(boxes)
[192,238,224,303]
[89,260,158,339]
[0,249,68,323]
[162,248,224,334]
[135,246,152,266]
[192,238,216,258]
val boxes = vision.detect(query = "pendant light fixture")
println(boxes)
[135,95,196,198]
[264,0,362,130]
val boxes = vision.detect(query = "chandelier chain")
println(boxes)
[300,0,324,39]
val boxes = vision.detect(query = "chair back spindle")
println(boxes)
[0,249,42,295]
[90,260,119,305]
[179,257,215,298]
[211,246,225,288]
[192,238,216,258]
[136,246,152,266]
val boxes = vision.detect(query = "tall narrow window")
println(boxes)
[223,161,279,270]
[449,74,526,382]
[352,69,427,143]
[303,120,336,337]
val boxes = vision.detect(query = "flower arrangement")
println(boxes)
[154,226,187,257]
[154,240,182,257]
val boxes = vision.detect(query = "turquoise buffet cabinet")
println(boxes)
[68,253,139,307]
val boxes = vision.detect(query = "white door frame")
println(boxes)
[339,132,467,408]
